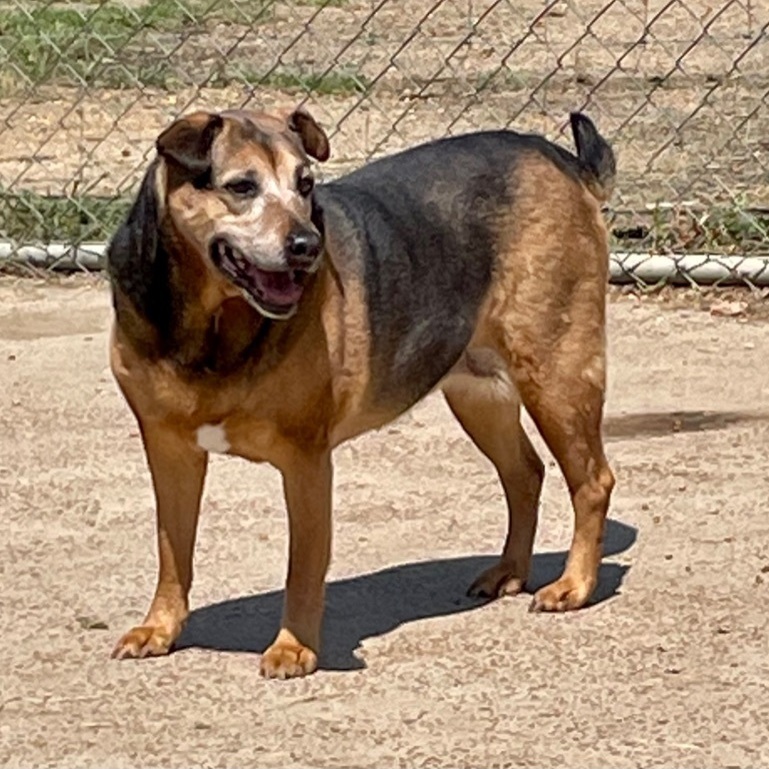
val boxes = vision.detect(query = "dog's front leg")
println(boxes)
[112,422,207,659]
[261,448,332,679]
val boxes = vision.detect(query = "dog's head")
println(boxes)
[154,107,329,320]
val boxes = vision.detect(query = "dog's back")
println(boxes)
[326,112,614,211]
[317,114,615,406]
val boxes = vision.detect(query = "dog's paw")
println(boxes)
[260,642,318,680]
[529,575,595,613]
[111,625,176,659]
[467,562,526,599]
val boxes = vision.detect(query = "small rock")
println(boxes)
[544,2,567,17]
[76,615,109,631]
[710,299,747,318]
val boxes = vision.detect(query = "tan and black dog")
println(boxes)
[107,106,617,678]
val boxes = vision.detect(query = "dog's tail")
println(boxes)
[569,112,616,203]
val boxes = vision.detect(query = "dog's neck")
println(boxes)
[115,227,324,378]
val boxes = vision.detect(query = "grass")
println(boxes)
[0,1,359,93]
[97,63,370,93]
[0,189,129,244]
[3,186,768,260]
[293,0,349,6]
[611,201,769,255]
[0,1,274,93]
[229,68,370,94]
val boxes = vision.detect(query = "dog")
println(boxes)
[107,106,616,678]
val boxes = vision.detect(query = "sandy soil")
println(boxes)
[1,277,768,767]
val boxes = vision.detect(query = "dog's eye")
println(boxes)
[297,175,314,197]
[224,178,259,197]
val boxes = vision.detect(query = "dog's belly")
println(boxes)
[327,347,519,447]
[327,405,405,447]
[319,181,500,414]
[440,347,519,403]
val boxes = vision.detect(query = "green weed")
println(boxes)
[0,188,129,243]
[0,1,272,92]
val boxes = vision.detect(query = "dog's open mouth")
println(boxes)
[210,240,308,319]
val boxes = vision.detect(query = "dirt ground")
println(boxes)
[0,276,768,767]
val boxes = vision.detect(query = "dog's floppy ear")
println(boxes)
[285,106,330,162]
[155,111,224,175]
[107,160,173,338]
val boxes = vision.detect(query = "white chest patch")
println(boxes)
[196,423,231,454]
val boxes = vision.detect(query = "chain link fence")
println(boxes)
[1,0,768,286]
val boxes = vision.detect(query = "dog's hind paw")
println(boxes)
[111,625,176,660]
[467,562,526,599]
[529,575,595,613]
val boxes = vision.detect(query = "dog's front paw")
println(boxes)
[260,641,318,680]
[529,575,595,612]
[111,624,177,659]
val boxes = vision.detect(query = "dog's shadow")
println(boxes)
[177,518,637,670]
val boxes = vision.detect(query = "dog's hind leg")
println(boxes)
[495,280,615,612]
[484,155,615,612]
[513,358,615,612]
[442,362,545,598]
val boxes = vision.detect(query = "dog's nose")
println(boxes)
[286,229,321,264]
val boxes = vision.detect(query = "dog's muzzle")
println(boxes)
[210,233,321,320]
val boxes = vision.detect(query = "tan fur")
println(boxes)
[109,111,615,678]
[460,153,615,609]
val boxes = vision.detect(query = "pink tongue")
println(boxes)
[249,267,302,305]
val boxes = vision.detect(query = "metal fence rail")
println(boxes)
[1,0,767,285]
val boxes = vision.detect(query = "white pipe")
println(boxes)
[1,241,768,286]
[610,252,769,286]
[0,242,106,271]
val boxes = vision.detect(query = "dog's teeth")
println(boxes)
[218,242,227,260]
